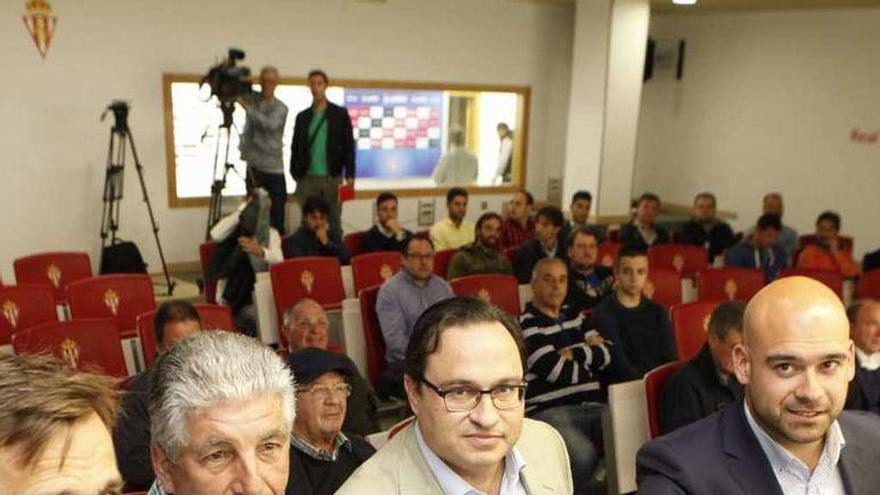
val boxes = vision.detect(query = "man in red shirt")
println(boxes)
[500,189,535,252]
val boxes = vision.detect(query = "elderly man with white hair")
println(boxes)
[148,331,295,495]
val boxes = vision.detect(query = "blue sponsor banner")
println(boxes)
[345,88,445,179]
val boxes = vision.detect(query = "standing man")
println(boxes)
[430,187,475,250]
[619,192,670,251]
[447,212,513,280]
[337,297,573,494]
[637,277,880,494]
[361,191,412,253]
[432,128,478,186]
[514,205,565,283]
[659,301,745,435]
[679,192,736,262]
[239,66,289,234]
[500,189,535,252]
[376,236,454,399]
[493,122,514,184]
[291,69,355,240]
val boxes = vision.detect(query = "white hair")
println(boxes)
[149,331,295,461]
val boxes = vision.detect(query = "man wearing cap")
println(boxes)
[286,348,376,495]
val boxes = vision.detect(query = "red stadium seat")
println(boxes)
[351,252,402,294]
[449,274,521,317]
[344,231,366,257]
[597,242,622,268]
[780,268,843,297]
[433,248,459,278]
[66,274,156,339]
[645,268,682,308]
[0,285,58,347]
[645,361,684,438]
[697,267,765,302]
[199,241,218,304]
[270,257,345,328]
[855,269,880,299]
[649,244,708,279]
[12,318,128,377]
[13,251,92,304]
[670,300,723,362]
[137,304,235,368]
[359,285,386,386]
[799,234,853,252]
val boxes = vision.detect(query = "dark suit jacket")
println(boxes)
[619,223,670,251]
[658,344,741,435]
[290,101,355,181]
[637,399,880,494]
[514,237,566,283]
[846,357,880,414]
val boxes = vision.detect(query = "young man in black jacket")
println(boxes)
[360,191,412,253]
[291,69,355,240]
[284,195,351,265]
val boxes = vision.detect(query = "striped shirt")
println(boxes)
[519,303,610,412]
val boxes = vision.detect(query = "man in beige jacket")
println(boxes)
[337,297,573,494]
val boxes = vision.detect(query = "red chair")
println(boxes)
[0,285,58,347]
[351,252,402,294]
[449,274,521,317]
[433,248,459,278]
[670,300,723,362]
[270,258,346,327]
[199,241,218,304]
[344,231,366,257]
[645,361,684,438]
[137,304,235,368]
[649,244,708,279]
[13,251,92,304]
[66,274,156,339]
[359,285,386,386]
[799,234,853,252]
[780,268,843,297]
[697,267,765,302]
[597,242,622,268]
[12,318,128,377]
[645,268,682,308]
[855,269,880,299]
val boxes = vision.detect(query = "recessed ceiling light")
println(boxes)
[673,0,697,5]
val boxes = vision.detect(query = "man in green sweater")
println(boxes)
[446,212,513,280]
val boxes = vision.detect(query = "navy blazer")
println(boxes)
[637,399,880,494]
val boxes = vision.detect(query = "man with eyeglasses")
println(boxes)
[376,235,454,400]
[282,299,380,435]
[286,348,376,495]
[338,297,573,494]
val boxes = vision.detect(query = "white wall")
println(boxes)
[635,8,880,258]
[2,0,574,278]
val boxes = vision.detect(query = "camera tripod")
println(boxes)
[100,101,175,296]
[205,99,244,240]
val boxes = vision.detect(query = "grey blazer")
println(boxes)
[336,418,572,494]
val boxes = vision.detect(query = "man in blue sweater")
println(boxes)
[595,246,677,379]
[724,213,788,282]
[519,257,612,493]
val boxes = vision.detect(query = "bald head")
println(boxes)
[743,276,849,347]
[734,276,854,463]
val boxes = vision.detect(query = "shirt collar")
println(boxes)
[291,432,351,461]
[744,400,845,479]
[856,347,880,371]
[414,420,526,495]
[376,222,394,237]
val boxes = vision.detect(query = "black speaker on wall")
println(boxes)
[644,37,656,81]
[677,39,686,80]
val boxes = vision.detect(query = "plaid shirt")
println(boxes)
[501,218,535,252]
[291,432,352,461]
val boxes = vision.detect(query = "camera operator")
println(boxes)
[208,188,283,337]
[238,66,289,234]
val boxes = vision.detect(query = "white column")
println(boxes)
[562,0,650,216]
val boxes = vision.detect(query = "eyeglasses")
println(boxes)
[299,383,351,399]
[419,376,527,412]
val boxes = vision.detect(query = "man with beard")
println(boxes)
[637,277,880,494]
[447,212,513,280]
[360,191,412,253]
[430,187,475,250]
[565,226,615,315]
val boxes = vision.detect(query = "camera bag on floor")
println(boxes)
[100,239,148,274]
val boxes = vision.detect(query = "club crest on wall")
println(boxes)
[22,0,57,60]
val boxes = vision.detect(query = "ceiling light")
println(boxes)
[673,0,697,5]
